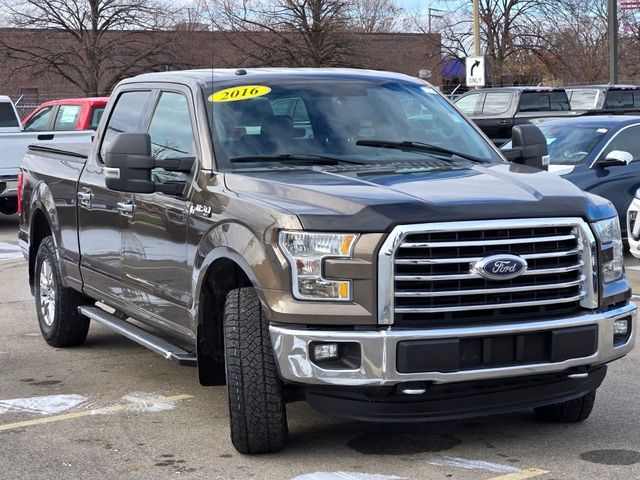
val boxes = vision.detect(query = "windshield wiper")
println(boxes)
[356,139,485,164]
[229,154,364,165]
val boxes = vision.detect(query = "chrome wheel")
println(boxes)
[39,258,56,327]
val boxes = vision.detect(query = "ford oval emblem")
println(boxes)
[473,254,528,281]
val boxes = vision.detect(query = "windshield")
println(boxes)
[204,80,501,169]
[504,124,606,169]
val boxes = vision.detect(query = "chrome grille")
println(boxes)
[378,219,597,327]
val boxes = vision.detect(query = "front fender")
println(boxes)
[191,221,290,317]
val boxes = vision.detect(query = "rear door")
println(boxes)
[78,90,153,304]
[474,91,515,145]
[120,87,197,338]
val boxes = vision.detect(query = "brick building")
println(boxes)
[0,28,441,112]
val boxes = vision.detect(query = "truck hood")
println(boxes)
[224,162,616,231]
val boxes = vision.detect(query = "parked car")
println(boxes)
[567,85,640,111]
[453,86,579,146]
[22,97,108,132]
[19,68,635,454]
[502,115,640,235]
[0,96,93,215]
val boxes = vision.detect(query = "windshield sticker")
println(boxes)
[596,128,608,133]
[209,85,271,103]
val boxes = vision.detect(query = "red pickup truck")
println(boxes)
[22,97,108,131]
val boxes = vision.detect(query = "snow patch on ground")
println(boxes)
[0,242,22,261]
[424,456,520,473]
[290,473,406,480]
[119,392,178,413]
[0,394,88,415]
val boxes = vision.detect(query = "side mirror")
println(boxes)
[502,125,549,170]
[103,133,195,194]
[595,150,633,169]
[103,133,155,193]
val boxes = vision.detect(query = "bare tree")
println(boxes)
[411,0,550,85]
[0,0,190,95]
[349,0,402,33]
[205,0,358,67]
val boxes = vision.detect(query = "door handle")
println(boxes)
[77,191,92,208]
[116,201,135,215]
[499,120,510,124]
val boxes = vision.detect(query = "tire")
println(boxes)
[534,390,596,422]
[224,287,288,454]
[34,236,91,347]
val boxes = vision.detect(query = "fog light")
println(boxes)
[614,319,629,336]
[313,343,339,362]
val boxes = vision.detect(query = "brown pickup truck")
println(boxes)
[18,68,636,453]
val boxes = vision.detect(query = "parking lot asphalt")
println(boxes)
[1,213,639,480]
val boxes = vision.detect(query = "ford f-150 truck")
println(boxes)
[18,69,636,454]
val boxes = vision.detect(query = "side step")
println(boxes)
[78,306,197,367]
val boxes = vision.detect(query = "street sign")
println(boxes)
[466,56,485,87]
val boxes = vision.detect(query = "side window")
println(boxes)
[100,91,151,160]
[0,102,19,127]
[271,98,296,117]
[147,91,195,160]
[481,92,512,115]
[89,107,105,130]
[454,93,480,115]
[53,105,81,130]
[24,106,53,131]
[602,126,640,161]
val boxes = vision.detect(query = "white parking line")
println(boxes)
[0,242,22,261]
[291,474,405,480]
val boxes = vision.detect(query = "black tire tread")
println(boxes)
[224,287,287,454]
[534,390,596,422]
[35,236,91,347]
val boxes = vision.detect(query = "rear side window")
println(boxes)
[53,105,81,130]
[89,107,105,130]
[568,90,599,110]
[519,92,570,112]
[0,102,18,127]
[100,91,151,160]
[481,92,512,115]
[24,106,54,131]
[454,92,481,114]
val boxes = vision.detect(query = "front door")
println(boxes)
[121,89,197,339]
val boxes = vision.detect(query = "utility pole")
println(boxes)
[472,0,481,56]
[608,0,619,83]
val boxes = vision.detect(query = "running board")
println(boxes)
[78,306,197,367]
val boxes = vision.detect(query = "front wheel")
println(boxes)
[224,287,288,454]
[534,390,596,422]
[35,236,91,347]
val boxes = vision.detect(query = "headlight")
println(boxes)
[592,217,624,283]
[279,231,358,301]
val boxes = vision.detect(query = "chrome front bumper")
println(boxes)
[269,303,636,387]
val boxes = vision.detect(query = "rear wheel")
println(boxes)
[223,287,288,454]
[534,390,596,422]
[35,236,91,347]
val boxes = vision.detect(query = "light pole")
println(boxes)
[472,0,481,56]
[608,0,619,83]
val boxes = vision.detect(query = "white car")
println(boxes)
[627,189,640,258]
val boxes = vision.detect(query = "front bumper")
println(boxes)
[269,303,636,387]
